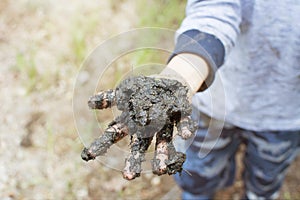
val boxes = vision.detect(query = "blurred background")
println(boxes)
[0,0,299,199]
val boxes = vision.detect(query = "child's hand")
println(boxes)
[81,76,197,180]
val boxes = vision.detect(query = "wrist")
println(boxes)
[160,53,209,94]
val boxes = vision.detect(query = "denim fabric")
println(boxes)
[174,120,300,199]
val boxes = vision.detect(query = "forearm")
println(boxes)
[161,0,242,94]
[161,30,225,94]
[161,53,209,93]
[178,0,241,55]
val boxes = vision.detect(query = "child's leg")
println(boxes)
[174,125,242,199]
[243,130,300,199]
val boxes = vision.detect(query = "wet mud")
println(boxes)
[82,76,197,179]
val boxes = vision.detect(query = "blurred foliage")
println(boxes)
[70,10,101,66]
[100,1,186,88]
[133,0,186,67]
[137,0,186,29]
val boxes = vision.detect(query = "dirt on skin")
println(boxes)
[82,76,197,179]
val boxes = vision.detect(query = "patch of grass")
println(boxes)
[70,11,101,67]
[46,122,55,155]
[134,0,185,66]
[137,0,186,29]
[283,192,292,200]
[13,50,59,94]
[71,30,87,66]
[14,51,39,93]
[16,52,38,78]
[130,49,169,71]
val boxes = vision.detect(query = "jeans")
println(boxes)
[174,114,300,200]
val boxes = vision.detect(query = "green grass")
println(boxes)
[13,50,59,94]
[16,53,37,80]
[70,10,100,67]
[137,0,186,29]
[72,30,87,66]
[97,1,186,88]
[46,122,55,155]
[14,51,39,93]
[134,0,186,66]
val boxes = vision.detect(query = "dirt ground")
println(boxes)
[0,0,299,199]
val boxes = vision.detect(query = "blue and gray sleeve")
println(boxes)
[171,0,242,89]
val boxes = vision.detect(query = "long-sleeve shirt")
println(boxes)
[173,0,300,131]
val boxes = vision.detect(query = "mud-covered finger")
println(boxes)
[123,134,153,180]
[152,123,173,175]
[164,141,186,175]
[88,89,116,109]
[176,116,197,139]
[81,122,128,161]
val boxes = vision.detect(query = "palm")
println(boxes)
[81,76,196,180]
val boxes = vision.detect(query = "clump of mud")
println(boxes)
[82,76,197,180]
[116,76,193,134]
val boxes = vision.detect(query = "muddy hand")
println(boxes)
[81,76,197,180]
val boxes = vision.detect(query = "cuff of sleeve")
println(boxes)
[169,29,225,91]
